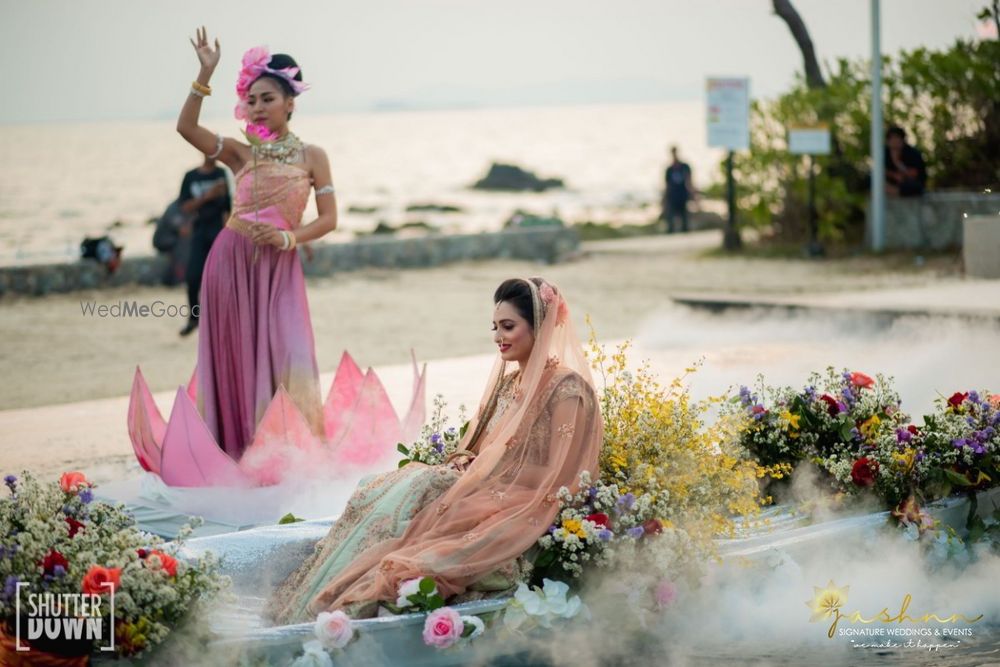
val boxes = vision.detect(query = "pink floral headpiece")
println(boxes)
[234,46,310,121]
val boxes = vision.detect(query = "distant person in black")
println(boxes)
[884,125,926,198]
[661,146,696,233]
[178,157,230,337]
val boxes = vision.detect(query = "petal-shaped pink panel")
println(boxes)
[401,353,427,443]
[240,386,322,486]
[160,387,249,488]
[332,369,403,467]
[186,365,198,403]
[127,367,165,474]
[323,351,364,442]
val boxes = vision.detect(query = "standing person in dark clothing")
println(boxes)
[178,156,230,336]
[661,146,696,233]
[884,125,927,198]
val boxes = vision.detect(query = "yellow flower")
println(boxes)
[562,519,586,538]
[860,414,881,439]
[891,448,915,474]
[779,410,801,437]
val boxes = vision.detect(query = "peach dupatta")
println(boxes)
[306,278,603,616]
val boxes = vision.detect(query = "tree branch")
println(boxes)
[772,0,826,89]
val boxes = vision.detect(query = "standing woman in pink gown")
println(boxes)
[176,27,337,460]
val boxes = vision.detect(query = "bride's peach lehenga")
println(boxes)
[271,279,603,623]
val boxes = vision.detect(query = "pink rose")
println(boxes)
[314,610,353,649]
[654,580,677,610]
[422,606,464,649]
[850,372,875,389]
[990,394,1000,409]
[59,471,90,494]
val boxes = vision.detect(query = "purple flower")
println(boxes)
[969,391,981,404]
[803,386,817,401]
[430,433,442,444]
[850,427,861,442]
[617,493,636,511]
[915,450,925,462]
[842,387,856,404]
[738,386,754,407]
[597,529,613,542]
[78,488,93,504]
[588,486,598,501]
[627,526,645,539]
[52,565,66,578]
[896,428,913,444]
[3,474,15,491]
[952,438,967,449]
[548,524,558,534]
[2,575,18,601]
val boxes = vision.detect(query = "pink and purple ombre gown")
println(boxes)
[197,160,324,460]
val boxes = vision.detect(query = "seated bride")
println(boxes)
[271,278,603,623]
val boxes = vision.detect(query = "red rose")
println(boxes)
[907,424,919,435]
[41,550,69,575]
[585,513,610,528]
[947,392,969,409]
[136,549,148,559]
[850,457,879,487]
[65,517,85,538]
[820,394,841,416]
[81,565,121,596]
[146,550,178,577]
[850,372,875,389]
[643,519,663,535]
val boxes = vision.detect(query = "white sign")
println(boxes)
[788,126,831,155]
[706,77,750,151]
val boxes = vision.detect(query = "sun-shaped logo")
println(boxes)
[806,580,850,623]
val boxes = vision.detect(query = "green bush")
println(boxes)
[725,36,999,243]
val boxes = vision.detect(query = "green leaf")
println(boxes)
[278,513,303,525]
[397,443,410,455]
[398,459,410,469]
[419,577,436,595]
[968,515,987,544]
[839,421,855,442]
[461,622,476,638]
[944,469,973,487]
[459,420,471,438]
[427,594,445,611]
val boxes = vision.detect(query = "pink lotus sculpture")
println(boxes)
[127,352,426,487]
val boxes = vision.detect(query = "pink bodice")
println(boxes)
[233,161,311,229]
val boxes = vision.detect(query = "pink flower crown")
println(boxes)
[234,46,310,121]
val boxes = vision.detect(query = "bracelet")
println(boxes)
[287,232,297,251]
[191,81,212,96]
[190,88,206,98]
[279,231,290,250]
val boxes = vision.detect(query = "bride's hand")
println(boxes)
[447,455,474,472]
[189,26,221,71]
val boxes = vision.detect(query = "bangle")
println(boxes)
[206,133,223,159]
[190,88,206,98]
[287,232,298,251]
[279,231,290,250]
[191,81,212,96]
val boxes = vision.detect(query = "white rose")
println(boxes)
[291,640,333,667]
[395,578,425,608]
[461,615,485,640]
[314,610,353,649]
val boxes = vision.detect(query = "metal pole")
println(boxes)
[724,150,741,250]
[870,0,885,251]
[807,154,824,256]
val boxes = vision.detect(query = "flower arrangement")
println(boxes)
[586,333,775,549]
[0,471,227,659]
[397,395,468,467]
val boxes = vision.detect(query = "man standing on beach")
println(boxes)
[177,156,230,337]
[661,146,695,233]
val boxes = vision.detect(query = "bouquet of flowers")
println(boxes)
[727,368,906,489]
[0,471,228,659]
[397,395,467,467]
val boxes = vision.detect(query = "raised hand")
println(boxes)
[189,26,221,71]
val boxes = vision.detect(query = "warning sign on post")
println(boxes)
[706,77,750,151]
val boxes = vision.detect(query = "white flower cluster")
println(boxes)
[503,578,585,631]
[397,395,466,466]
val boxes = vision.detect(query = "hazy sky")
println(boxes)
[0,0,986,123]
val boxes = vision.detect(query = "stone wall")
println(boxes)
[963,216,1000,279]
[0,228,579,297]
[869,192,1000,251]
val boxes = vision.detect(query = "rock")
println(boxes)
[472,163,565,192]
[404,203,464,213]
